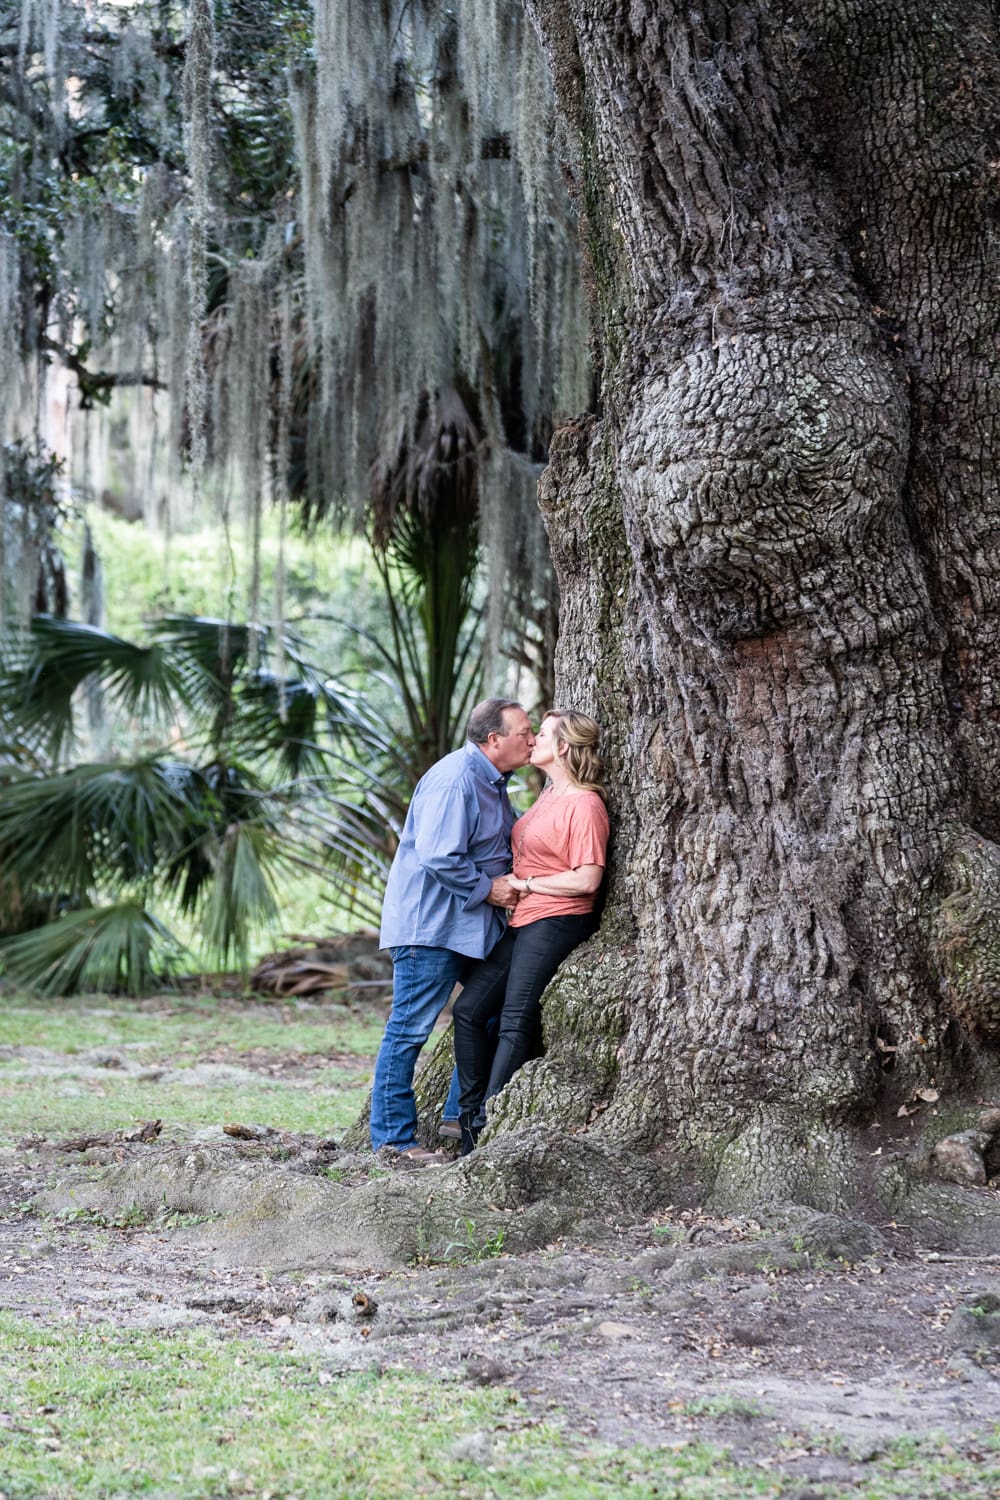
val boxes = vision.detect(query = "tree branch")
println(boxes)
[41,338,165,406]
[376,134,511,173]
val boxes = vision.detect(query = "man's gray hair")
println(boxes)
[466,698,523,744]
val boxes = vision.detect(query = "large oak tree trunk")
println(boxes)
[494,0,1000,1205]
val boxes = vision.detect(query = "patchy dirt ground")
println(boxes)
[2,1127,998,1495]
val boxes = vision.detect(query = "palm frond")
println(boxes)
[281,801,391,928]
[159,759,282,916]
[151,615,259,676]
[0,902,178,996]
[0,617,183,761]
[199,819,283,968]
[0,759,209,899]
[368,387,482,549]
[243,676,323,766]
[222,638,409,789]
[149,615,262,729]
[364,389,485,779]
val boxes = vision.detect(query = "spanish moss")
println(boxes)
[1,0,590,678]
[181,0,215,480]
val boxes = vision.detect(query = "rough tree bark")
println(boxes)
[479,0,1000,1209]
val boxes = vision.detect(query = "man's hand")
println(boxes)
[487,875,520,908]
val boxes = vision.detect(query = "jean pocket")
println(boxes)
[389,945,413,964]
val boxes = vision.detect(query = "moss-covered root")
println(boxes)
[877,1156,1000,1253]
[927,832,1000,1038]
[704,1110,858,1216]
[33,1131,677,1272]
[653,1209,887,1286]
[871,1104,1000,1250]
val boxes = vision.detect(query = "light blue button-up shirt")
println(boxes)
[379,742,515,959]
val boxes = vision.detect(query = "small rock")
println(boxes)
[462,1356,509,1385]
[223,1123,279,1142]
[685,1224,722,1244]
[299,1292,350,1325]
[946,1288,1000,1356]
[571,1217,616,1244]
[85,1049,125,1069]
[132,1306,205,1330]
[597,1320,637,1340]
[929,1131,991,1186]
[729,1320,772,1348]
[449,1431,495,1464]
[792,1213,886,1264]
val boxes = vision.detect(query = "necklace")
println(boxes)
[513,780,570,861]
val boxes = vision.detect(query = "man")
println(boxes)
[370,698,535,1160]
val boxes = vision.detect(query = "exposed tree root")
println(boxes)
[31,1110,1000,1272]
[33,1128,677,1271]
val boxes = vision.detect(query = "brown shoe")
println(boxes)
[395,1145,449,1166]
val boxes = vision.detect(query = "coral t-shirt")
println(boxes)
[509,789,609,927]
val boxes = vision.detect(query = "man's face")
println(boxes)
[486,708,535,772]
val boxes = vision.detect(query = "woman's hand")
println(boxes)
[509,876,529,894]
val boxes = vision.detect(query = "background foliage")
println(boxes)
[0,0,581,991]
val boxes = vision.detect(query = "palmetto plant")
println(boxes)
[0,613,409,994]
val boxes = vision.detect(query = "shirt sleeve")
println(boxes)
[412,779,493,909]
[564,797,610,868]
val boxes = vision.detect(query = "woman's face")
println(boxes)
[530,716,564,772]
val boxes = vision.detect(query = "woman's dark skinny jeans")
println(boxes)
[452,912,596,1128]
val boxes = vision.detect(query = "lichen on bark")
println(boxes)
[927,834,1000,1040]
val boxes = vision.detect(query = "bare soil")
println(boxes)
[2,1126,998,1494]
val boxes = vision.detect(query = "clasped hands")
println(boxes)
[487,874,522,908]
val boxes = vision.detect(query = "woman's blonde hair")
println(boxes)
[546,709,606,800]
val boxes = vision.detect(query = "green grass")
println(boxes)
[0,1069,367,1143]
[0,994,385,1058]
[850,1436,1000,1499]
[3,1000,1000,1498]
[0,994,388,1145]
[1,1313,997,1500]
[0,1312,768,1499]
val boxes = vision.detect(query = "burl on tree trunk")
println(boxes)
[481,0,1000,1207]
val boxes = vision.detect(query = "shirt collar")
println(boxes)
[465,740,509,787]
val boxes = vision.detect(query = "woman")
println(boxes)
[452,709,609,1153]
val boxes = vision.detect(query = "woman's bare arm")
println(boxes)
[509,864,604,898]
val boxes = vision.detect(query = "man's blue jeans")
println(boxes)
[370,945,471,1150]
